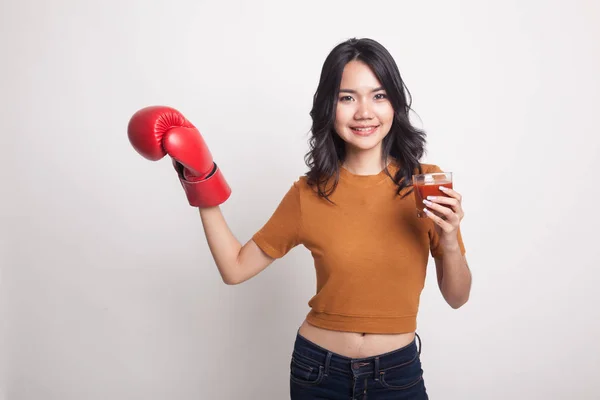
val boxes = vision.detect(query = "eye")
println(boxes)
[339,95,354,102]
[374,93,387,100]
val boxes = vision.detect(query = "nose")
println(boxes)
[355,100,374,120]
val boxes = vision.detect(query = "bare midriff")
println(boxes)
[298,319,415,358]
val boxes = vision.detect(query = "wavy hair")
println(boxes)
[304,38,427,202]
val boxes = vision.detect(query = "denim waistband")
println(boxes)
[292,331,422,377]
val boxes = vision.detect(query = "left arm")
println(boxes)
[434,252,471,309]
[423,186,472,309]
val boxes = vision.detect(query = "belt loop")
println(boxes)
[415,332,422,355]
[324,351,332,376]
[374,356,380,381]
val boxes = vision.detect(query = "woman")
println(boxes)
[225,38,470,399]
[129,37,471,400]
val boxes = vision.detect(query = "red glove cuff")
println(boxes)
[173,160,232,207]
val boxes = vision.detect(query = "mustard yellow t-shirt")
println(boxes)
[252,162,466,334]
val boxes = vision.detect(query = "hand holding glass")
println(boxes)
[412,172,453,218]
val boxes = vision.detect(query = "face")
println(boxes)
[334,60,394,156]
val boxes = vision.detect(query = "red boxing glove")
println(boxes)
[127,105,231,207]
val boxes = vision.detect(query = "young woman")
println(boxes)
[128,37,471,400]
[250,37,471,399]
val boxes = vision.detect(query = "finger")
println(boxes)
[424,207,453,230]
[424,196,464,218]
[439,186,462,202]
[425,195,460,209]
[423,199,456,221]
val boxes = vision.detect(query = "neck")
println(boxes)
[342,147,389,175]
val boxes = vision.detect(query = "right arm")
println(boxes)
[126,106,274,285]
[199,206,274,285]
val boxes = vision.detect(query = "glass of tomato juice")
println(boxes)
[412,172,453,218]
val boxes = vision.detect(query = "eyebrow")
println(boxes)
[339,87,385,94]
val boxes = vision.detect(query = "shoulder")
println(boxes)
[291,175,325,201]
[292,176,315,197]
[296,175,308,185]
[418,163,444,174]
[279,176,311,196]
[293,175,312,190]
[389,160,445,175]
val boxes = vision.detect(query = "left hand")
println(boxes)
[423,186,464,245]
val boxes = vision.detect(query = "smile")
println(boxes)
[350,125,379,136]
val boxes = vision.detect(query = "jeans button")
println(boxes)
[352,362,360,370]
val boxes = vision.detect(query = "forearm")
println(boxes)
[198,206,242,284]
[440,243,471,308]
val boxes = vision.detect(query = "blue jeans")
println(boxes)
[290,331,429,399]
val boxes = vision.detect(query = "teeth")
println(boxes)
[353,127,375,131]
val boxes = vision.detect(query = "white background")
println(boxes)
[1,0,599,399]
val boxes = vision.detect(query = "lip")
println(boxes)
[350,125,379,136]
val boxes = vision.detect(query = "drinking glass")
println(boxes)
[412,172,453,218]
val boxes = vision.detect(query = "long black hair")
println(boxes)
[304,37,427,201]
